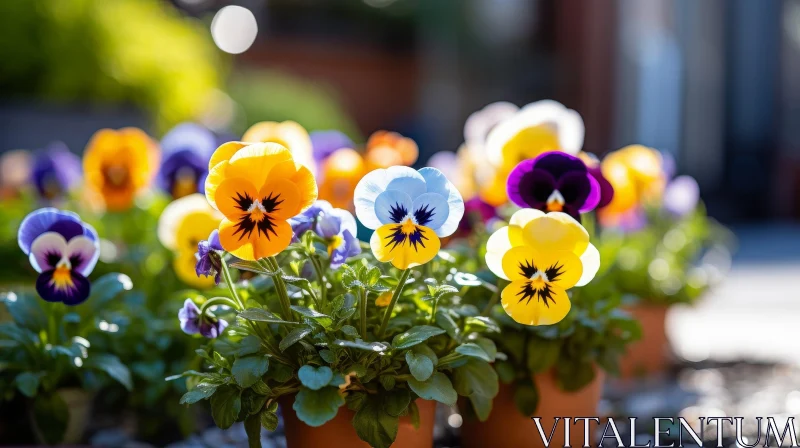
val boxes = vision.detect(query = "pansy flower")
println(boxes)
[577,151,615,210]
[507,151,601,221]
[354,166,464,269]
[310,130,355,165]
[158,194,223,288]
[82,128,160,211]
[663,175,700,217]
[242,120,316,175]
[158,123,217,199]
[485,209,599,325]
[290,200,361,269]
[205,142,318,261]
[455,197,499,238]
[317,148,367,210]
[364,131,418,170]
[481,100,584,205]
[18,208,100,305]
[179,299,228,338]
[0,149,32,200]
[426,148,481,201]
[30,142,81,200]
[195,230,223,284]
[598,144,667,228]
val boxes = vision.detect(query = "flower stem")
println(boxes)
[264,257,294,321]
[309,255,328,311]
[199,296,240,316]
[376,269,413,340]
[481,287,500,317]
[359,288,369,341]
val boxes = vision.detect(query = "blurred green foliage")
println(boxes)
[0,0,222,131]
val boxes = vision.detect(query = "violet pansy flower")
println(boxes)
[195,229,223,284]
[310,130,354,165]
[506,151,601,221]
[158,123,217,199]
[289,200,361,269]
[663,175,700,217]
[178,299,228,338]
[30,142,81,200]
[17,208,100,305]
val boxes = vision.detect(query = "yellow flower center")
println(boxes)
[328,234,344,257]
[546,190,565,212]
[172,167,198,199]
[51,265,75,291]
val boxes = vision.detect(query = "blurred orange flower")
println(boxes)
[318,148,366,210]
[82,128,160,211]
[242,121,315,175]
[599,144,666,222]
[364,130,418,170]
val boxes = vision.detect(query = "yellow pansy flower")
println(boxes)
[82,128,160,211]
[158,194,222,288]
[364,130,419,170]
[599,144,666,222]
[318,148,366,210]
[375,291,393,307]
[242,120,316,175]
[480,100,584,206]
[205,142,318,261]
[485,209,600,326]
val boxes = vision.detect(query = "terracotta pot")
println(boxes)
[460,368,605,448]
[619,303,670,378]
[281,397,436,448]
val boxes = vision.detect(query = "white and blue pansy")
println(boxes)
[289,200,361,269]
[354,166,464,269]
[17,208,100,305]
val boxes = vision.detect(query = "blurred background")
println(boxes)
[1,0,800,382]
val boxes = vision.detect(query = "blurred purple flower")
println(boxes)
[455,197,498,237]
[178,299,228,338]
[507,151,601,221]
[159,123,217,199]
[30,142,81,200]
[310,130,354,164]
[289,200,361,269]
[587,166,615,210]
[195,229,223,284]
[663,175,700,217]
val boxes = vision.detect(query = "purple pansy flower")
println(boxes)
[506,151,601,221]
[663,175,700,217]
[289,200,361,269]
[195,229,223,284]
[310,130,354,164]
[18,208,100,305]
[455,197,498,238]
[158,123,217,199]
[178,299,228,338]
[587,166,615,210]
[30,142,81,200]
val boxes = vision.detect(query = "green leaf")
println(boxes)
[465,316,500,333]
[244,413,262,448]
[180,383,218,404]
[555,361,596,392]
[239,308,299,325]
[452,359,499,398]
[513,379,539,415]
[408,401,420,429]
[435,310,460,341]
[232,355,270,388]
[379,375,395,391]
[292,387,345,427]
[291,306,333,328]
[391,325,446,350]
[455,343,492,362]
[2,291,46,332]
[495,361,516,384]
[230,260,277,275]
[353,395,399,448]
[85,354,132,390]
[346,391,368,411]
[236,335,262,357]
[405,346,435,382]
[279,325,313,351]
[333,339,389,352]
[526,338,561,374]
[264,362,294,383]
[433,284,459,302]
[84,273,133,312]
[382,388,411,417]
[211,386,242,430]
[252,379,271,395]
[469,393,493,421]
[319,349,336,363]
[407,372,457,406]
[15,371,44,397]
[298,365,334,391]
[261,409,279,431]
[473,337,498,360]
[341,325,359,337]
[32,392,69,444]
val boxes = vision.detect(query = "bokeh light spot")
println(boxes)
[211,6,258,55]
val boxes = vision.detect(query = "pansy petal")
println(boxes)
[226,143,294,189]
[30,232,68,273]
[521,212,589,257]
[18,208,82,254]
[501,280,570,326]
[576,243,600,287]
[65,236,100,277]
[158,194,216,250]
[501,246,540,281]
[175,250,215,289]
[354,167,425,229]
[218,218,250,255]
[485,226,512,280]
[259,179,302,220]
[418,167,464,237]
[250,220,293,260]
[370,223,441,270]
[161,122,217,159]
[375,190,413,225]
[208,141,249,171]
[36,270,91,306]
[411,193,449,232]
[555,171,600,213]
[329,207,358,238]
